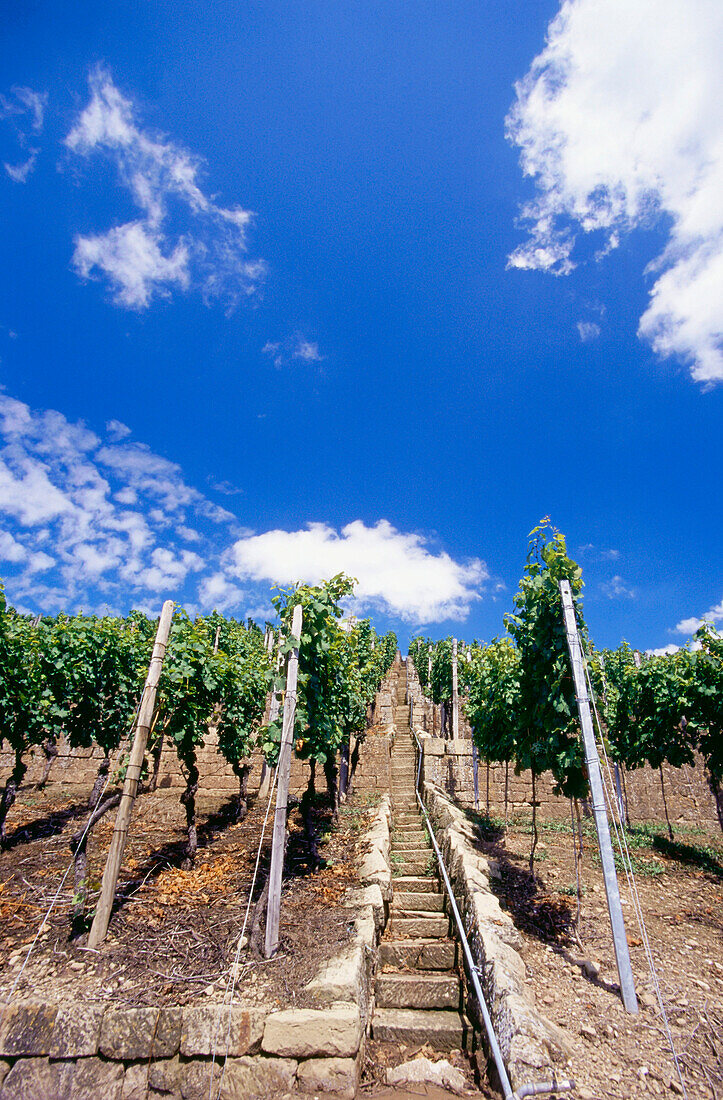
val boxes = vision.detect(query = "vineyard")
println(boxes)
[0,524,721,1099]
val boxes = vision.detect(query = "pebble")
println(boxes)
[577,1088,594,1099]
[639,1066,649,1080]
[580,1024,597,1041]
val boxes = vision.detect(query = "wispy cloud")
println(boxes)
[507,0,723,384]
[262,334,324,369]
[0,390,230,613]
[577,543,619,562]
[576,321,600,343]
[600,575,635,600]
[65,65,264,310]
[1,85,47,182]
[225,520,487,623]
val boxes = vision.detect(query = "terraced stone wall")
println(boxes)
[418,735,720,832]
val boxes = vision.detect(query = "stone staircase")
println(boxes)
[371,659,468,1051]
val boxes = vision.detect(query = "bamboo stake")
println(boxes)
[264,604,303,958]
[559,580,638,1013]
[88,600,174,950]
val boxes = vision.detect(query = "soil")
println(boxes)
[469,810,723,1100]
[0,781,366,1011]
[2,781,721,1100]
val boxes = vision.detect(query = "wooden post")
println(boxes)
[451,638,459,739]
[264,604,303,958]
[88,600,174,950]
[427,645,432,687]
[559,581,638,1014]
[259,645,284,801]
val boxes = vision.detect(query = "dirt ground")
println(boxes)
[469,810,723,1100]
[2,781,721,1099]
[0,780,366,1011]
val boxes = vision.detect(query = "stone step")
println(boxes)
[371,1008,467,1051]
[375,973,459,1010]
[393,839,430,851]
[390,914,449,938]
[393,876,438,893]
[392,891,444,912]
[393,861,433,876]
[391,846,431,858]
[392,833,426,845]
[380,938,457,970]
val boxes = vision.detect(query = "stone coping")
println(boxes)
[423,781,573,1092]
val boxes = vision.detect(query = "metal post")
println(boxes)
[559,580,638,1013]
[472,742,479,812]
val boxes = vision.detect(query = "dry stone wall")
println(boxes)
[423,782,573,1092]
[417,734,720,832]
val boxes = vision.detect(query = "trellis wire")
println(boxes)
[580,648,688,1098]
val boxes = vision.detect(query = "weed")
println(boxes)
[593,852,664,877]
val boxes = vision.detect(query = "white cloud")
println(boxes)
[646,644,681,657]
[198,571,245,614]
[0,392,491,627]
[72,221,190,309]
[66,66,263,311]
[244,604,275,623]
[106,419,132,441]
[293,339,322,362]
[226,520,486,623]
[507,0,723,383]
[0,390,236,613]
[674,597,723,635]
[600,575,635,600]
[576,321,600,343]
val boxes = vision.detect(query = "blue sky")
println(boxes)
[0,0,721,653]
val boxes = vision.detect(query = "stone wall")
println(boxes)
[422,782,573,1093]
[0,795,393,1100]
[416,733,720,832]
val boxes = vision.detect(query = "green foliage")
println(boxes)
[505,519,587,800]
[39,613,152,757]
[429,637,454,704]
[212,618,270,771]
[408,636,433,690]
[0,611,51,757]
[689,624,723,785]
[159,612,224,767]
[263,575,397,769]
[465,637,521,765]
